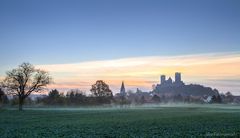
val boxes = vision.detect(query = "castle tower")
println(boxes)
[175,72,181,83]
[120,81,126,97]
[160,75,166,85]
[167,77,173,84]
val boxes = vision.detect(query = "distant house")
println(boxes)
[203,96,212,103]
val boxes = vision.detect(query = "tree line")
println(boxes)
[0,63,238,111]
[38,86,113,106]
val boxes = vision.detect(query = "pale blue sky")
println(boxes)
[0,0,239,66]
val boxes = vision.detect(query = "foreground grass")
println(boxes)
[0,105,240,137]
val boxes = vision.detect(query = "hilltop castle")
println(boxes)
[158,72,185,88]
[154,72,218,97]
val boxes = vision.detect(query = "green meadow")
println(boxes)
[0,104,240,137]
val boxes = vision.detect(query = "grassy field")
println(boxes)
[0,104,240,137]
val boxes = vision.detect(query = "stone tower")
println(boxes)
[175,72,182,83]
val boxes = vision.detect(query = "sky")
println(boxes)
[0,0,240,94]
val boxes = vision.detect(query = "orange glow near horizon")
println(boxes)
[0,52,239,95]
[31,52,240,95]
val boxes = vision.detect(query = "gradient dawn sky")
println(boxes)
[0,0,240,94]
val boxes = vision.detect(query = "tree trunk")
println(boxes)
[19,98,24,111]
[0,98,2,108]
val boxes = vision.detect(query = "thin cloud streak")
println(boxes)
[33,52,240,95]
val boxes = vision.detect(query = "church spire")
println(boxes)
[120,81,126,96]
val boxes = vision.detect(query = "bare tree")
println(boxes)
[1,63,52,111]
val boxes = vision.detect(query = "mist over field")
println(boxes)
[1,104,240,137]
[8,103,240,112]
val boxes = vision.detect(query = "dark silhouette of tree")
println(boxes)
[152,95,161,103]
[225,92,234,103]
[216,94,222,103]
[48,89,60,99]
[226,91,233,97]
[90,80,113,97]
[43,89,66,105]
[66,89,86,105]
[211,94,222,103]
[1,63,51,111]
[0,88,5,108]
[90,80,113,104]
[0,88,8,107]
[140,96,145,104]
[0,88,4,103]
[211,95,217,103]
